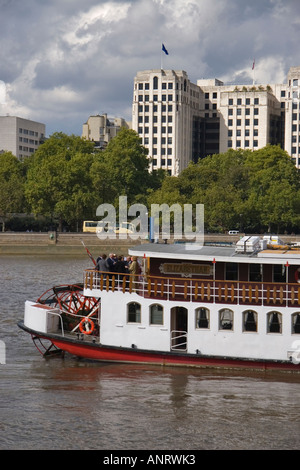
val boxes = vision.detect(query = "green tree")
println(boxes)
[0,152,25,231]
[244,145,300,232]
[25,133,97,230]
[91,128,152,206]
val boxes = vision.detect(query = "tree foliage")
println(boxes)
[0,152,25,231]
[147,145,300,233]
[1,135,299,233]
[25,133,97,230]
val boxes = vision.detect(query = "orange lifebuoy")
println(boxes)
[79,317,95,335]
[295,268,300,283]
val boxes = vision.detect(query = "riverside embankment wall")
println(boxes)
[0,232,142,257]
[0,232,299,257]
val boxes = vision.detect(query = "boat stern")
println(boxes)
[24,300,62,334]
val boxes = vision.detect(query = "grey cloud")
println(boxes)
[1,0,300,135]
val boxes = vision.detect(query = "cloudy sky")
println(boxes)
[1,0,300,136]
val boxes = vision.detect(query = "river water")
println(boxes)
[0,255,299,451]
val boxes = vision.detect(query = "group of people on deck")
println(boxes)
[95,253,141,277]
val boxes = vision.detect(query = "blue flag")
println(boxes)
[162,43,169,55]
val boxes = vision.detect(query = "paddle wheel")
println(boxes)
[32,283,100,357]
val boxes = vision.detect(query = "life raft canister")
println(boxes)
[295,268,300,283]
[79,317,95,335]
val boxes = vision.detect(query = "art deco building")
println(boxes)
[0,116,45,160]
[132,67,300,175]
[82,113,130,149]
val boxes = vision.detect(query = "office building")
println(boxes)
[82,113,130,149]
[0,116,45,160]
[132,66,300,175]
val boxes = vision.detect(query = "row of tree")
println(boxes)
[0,128,299,233]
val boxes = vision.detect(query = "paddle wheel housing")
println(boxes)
[31,284,100,356]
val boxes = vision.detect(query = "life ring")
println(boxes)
[79,317,95,335]
[295,268,300,283]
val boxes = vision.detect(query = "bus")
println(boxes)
[82,221,135,234]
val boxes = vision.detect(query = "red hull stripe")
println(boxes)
[50,338,300,372]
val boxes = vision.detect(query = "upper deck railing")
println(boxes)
[84,270,300,308]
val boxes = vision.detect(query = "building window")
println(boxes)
[127,302,141,323]
[153,76,158,89]
[243,310,257,332]
[267,311,282,333]
[219,308,233,330]
[195,307,210,329]
[228,98,233,105]
[150,304,163,325]
[254,98,259,104]
[292,313,300,334]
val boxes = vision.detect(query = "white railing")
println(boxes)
[170,330,187,351]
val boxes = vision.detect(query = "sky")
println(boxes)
[1,0,300,137]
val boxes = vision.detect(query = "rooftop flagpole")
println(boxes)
[252,58,255,85]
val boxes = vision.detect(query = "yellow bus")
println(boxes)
[83,221,135,234]
[83,221,100,233]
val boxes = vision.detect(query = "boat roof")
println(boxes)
[129,242,300,265]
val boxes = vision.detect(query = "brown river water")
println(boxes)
[0,255,299,451]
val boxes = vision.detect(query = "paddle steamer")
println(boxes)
[18,236,300,371]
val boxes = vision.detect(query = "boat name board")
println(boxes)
[159,262,212,277]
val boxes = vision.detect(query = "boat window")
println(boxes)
[243,310,257,332]
[225,263,238,281]
[292,312,300,334]
[127,302,141,323]
[195,307,210,329]
[150,304,163,325]
[273,265,286,282]
[219,308,233,330]
[249,264,262,282]
[267,311,282,333]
